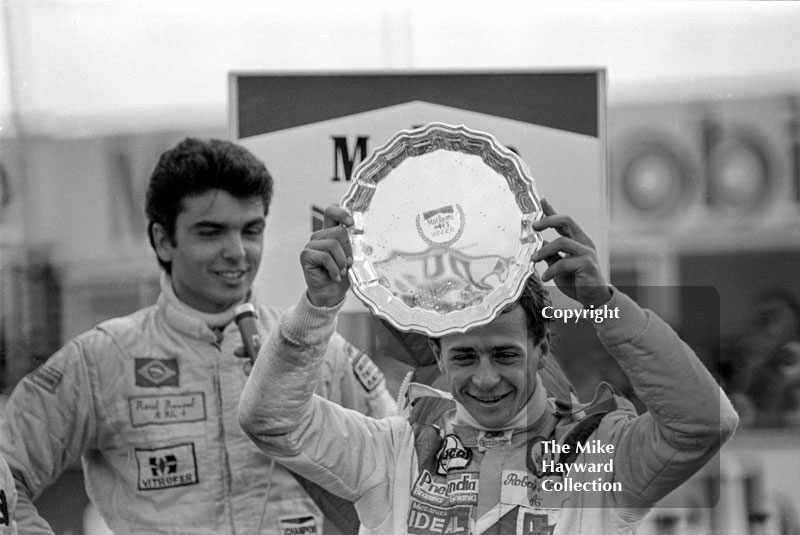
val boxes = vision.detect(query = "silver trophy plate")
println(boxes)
[341,122,543,336]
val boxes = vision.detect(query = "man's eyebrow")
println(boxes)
[448,346,478,354]
[192,218,265,229]
[193,221,226,229]
[447,344,522,353]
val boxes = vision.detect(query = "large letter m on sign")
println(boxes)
[331,136,369,182]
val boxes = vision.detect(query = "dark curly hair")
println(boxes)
[145,138,273,273]
[514,271,553,344]
[430,272,553,346]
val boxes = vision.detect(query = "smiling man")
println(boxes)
[0,138,395,535]
[433,305,547,431]
[240,203,739,535]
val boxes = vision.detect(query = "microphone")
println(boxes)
[234,303,261,366]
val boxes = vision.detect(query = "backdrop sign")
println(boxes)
[229,71,608,310]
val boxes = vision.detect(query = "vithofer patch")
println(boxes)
[278,515,318,535]
[135,443,198,491]
[29,365,63,393]
[135,358,179,387]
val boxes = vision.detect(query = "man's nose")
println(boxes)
[222,233,246,259]
[471,359,501,389]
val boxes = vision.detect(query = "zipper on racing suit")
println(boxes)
[211,331,238,533]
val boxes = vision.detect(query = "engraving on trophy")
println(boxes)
[415,204,466,247]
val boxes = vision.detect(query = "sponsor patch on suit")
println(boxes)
[519,511,557,535]
[29,364,63,393]
[346,344,384,392]
[436,434,472,475]
[129,392,206,426]
[278,515,318,535]
[411,470,479,507]
[407,500,471,535]
[135,358,179,387]
[135,443,198,490]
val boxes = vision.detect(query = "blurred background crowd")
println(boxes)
[1,1,799,534]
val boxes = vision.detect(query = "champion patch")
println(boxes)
[29,365,62,393]
[129,393,206,426]
[277,515,318,535]
[436,434,472,476]
[135,358,179,387]
[135,443,198,490]
[348,345,385,392]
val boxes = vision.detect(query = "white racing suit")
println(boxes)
[0,275,395,535]
[240,289,739,535]
[0,454,17,535]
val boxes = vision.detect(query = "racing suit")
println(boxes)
[0,454,17,535]
[240,289,739,535]
[0,274,395,535]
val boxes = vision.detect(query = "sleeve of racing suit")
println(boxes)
[239,294,408,528]
[0,337,98,535]
[592,289,739,511]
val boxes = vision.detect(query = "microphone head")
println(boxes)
[234,303,260,368]
[235,303,256,320]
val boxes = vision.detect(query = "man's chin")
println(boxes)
[468,406,511,429]
[206,291,248,312]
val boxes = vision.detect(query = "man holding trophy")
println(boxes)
[239,123,738,534]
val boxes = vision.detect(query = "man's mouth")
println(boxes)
[468,392,511,404]
[215,270,247,281]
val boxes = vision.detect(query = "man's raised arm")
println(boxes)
[533,200,739,508]
[238,207,355,445]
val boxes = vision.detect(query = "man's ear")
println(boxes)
[427,338,445,374]
[537,331,551,370]
[151,222,174,264]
